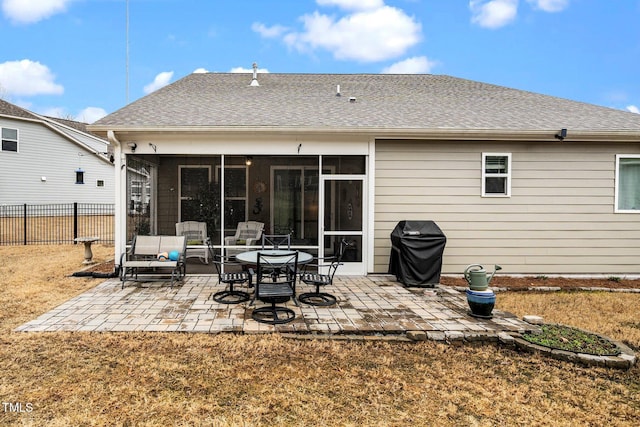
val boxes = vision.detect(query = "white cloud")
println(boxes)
[283,6,421,62]
[229,66,270,73]
[0,60,64,96]
[40,106,106,123]
[192,68,209,74]
[40,106,67,118]
[470,0,518,29]
[77,107,107,124]
[382,56,437,74]
[316,0,384,11]
[627,105,640,114]
[2,0,74,24]
[526,0,569,12]
[143,71,174,94]
[251,22,289,38]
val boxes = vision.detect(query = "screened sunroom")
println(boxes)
[125,154,366,273]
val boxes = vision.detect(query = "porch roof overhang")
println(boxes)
[90,125,640,144]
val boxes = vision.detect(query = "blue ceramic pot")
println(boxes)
[466,289,496,318]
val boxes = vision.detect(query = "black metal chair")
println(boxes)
[211,254,252,304]
[251,251,298,324]
[298,239,351,306]
[259,233,292,279]
[261,234,291,250]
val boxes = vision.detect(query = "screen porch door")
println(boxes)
[321,176,366,275]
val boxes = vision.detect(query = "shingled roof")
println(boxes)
[0,98,110,159]
[0,99,41,121]
[91,73,640,135]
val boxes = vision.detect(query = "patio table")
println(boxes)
[235,250,313,305]
[235,249,313,266]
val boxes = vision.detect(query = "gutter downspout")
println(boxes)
[107,130,126,269]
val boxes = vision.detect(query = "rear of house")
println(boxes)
[89,71,640,276]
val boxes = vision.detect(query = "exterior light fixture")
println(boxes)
[245,156,253,166]
[554,128,567,141]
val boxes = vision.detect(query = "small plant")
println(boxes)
[535,275,548,281]
[522,324,620,356]
[607,276,622,283]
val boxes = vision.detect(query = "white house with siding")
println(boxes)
[89,70,640,276]
[0,99,114,205]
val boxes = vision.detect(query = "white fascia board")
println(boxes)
[102,130,371,156]
[88,125,640,143]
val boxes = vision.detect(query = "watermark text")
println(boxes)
[2,402,33,413]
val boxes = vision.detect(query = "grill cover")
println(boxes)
[388,220,446,287]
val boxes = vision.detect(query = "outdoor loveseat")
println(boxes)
[120,235,187,288]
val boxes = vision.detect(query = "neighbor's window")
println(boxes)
[615,155,640,213]
[1,127,18,152]
[482,153,511,197]
[75,170,84,184]
[96,179,105,187]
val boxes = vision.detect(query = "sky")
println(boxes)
[0,0,638,124]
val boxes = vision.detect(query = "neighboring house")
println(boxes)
[89,70,640,276]
[0,99,114,205]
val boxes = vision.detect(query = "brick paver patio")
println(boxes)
[16,275,537,340]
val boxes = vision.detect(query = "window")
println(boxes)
[96,179,105,187]
[482,153,511,197]
[615,155,640,213]
[75,170,84,184]
[1,127,18,152]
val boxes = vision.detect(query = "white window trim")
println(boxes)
[1,127,19,152]
[615,154,640,214]
[482,152,512,197]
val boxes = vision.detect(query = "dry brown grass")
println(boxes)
[0,215,114,244]
[1,245,639,426]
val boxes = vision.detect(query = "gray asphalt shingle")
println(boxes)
[93,73,640,132]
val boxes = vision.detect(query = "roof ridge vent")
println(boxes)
[250,62,259,87]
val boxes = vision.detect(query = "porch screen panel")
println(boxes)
[324,180,363,232]
[180,167,210,221]
[179,164,221,244]
[273,169,302,236]
[126,157,154,241]
[223,165,247,231]
[269,158,320,246]
[303,169,320,244]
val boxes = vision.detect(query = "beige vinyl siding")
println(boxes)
[374,140,640,275]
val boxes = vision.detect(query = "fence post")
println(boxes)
[23,204,27,245]
[73,202,78,243]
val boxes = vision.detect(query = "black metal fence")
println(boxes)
[0,203,115,245]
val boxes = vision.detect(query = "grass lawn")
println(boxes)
[1,245,639,426]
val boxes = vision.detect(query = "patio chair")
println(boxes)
[259,234,293,280]
[175,221,211,264]
[261,233,291,250]
[211,254,252,304]
[298,239,351,306]
[224,221,264,247]
[251,251,298,324]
